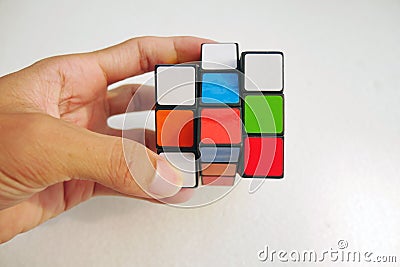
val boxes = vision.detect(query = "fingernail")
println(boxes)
[148,159,183,197]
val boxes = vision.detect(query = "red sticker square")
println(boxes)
[201,108,241,145]
[243,137,283,177]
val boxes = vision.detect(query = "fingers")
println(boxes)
[64,125,182,199]
[93,184,194,205]
[92,36,215,84]
[107,84,155,116]
[1,113,183,200]
[106,129,156,152]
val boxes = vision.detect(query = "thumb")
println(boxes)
[31,114,183,199]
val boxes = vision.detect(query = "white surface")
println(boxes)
[1,1,400,267]
[160,152,196,188]
[156,65,195,105]
[201,43,238,69]
[244,53,283,91]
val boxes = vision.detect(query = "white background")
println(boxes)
[1,0,400,266]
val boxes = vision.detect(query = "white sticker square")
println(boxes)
[244,53,283,91]
[156,66,196,105]
[160,152,197,187]
[201,43,238,70]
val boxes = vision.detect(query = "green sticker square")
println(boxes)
[244,95,284,134]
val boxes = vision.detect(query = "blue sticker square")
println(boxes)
[201,73,239,104]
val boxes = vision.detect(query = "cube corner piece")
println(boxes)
[155,64,197,106]
[201,43,239,70]
[159,151,199,188]
[241,136,284,179]
[241,51,284,92]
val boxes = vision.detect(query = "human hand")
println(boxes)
[0,36,212,243]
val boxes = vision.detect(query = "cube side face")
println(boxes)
[242,52,284,92]
[155,64,199,188]
[244,95,284,135]
[240,51,285,179]
[156,65,196,106]
[201,43,239,70]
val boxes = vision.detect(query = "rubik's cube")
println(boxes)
[155,43,284,187]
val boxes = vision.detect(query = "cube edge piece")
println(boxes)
[199,72,241,106]
[199,145,241,163]
[243,94,285,135]
[241,51,284,92]
[155,107,197,150]
[201,175,235,186]
[155,64,197,106]
[201,43,239,70]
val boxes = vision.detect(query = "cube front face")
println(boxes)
[155,44,285,188]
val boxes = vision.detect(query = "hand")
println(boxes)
[0,36,212,243]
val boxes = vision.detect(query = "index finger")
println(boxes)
[92,36,216,84]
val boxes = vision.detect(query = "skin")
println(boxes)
[0,36,213,243]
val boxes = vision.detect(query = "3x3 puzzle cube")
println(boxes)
[155,43,284,187]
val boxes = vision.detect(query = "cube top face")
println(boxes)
[201,72,240,105]
[156,65,196,106]
[160,152,197,188]
[201,43,238,70]
[243,137,283,178]
[243,52,283,92]
[244,95,284,134]
[200,108,242,145]
[156,109,194,148]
